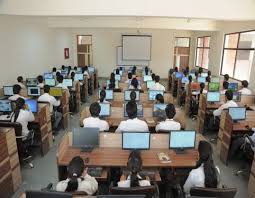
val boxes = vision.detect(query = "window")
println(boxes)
[77,35,93,67]
[195,36,210,69]
[174,37,190,71]
[221,30,255,81]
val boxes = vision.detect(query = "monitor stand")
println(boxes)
[174,148,187,154]
[81,146,94,152]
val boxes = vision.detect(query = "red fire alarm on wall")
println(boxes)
[64,48,69,59]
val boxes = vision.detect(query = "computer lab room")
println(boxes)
[0,0,255,198]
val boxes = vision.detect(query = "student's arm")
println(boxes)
[51,96,61,107]
[81,174,98,195]
[103,120,109,131]
[115,121,124,133]
[155,123,160,132]
[183,171,195,195]
[24,106,35,122]
[213,104,226,117]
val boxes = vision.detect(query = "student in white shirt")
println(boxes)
[17,76,26,89]
[56,75,70,97]
[52,67,57,77]
[238,80,252,95]
[8,84,26,101]
[213,90,238,117]
[118,150,151,188]
[56,156,98,194]
[224,74,230,82]
[156,103,181,132]
[115,101,149,133]
[129,78,141,90]
[149,75,165,91]
[83,66,90,79]
[184,141,220,197]
[125,72,133,84]
[98,89,110,104]
[37,75,44,89]
[220,81,229,94]
[38,85,62,130]
[83,102,109,131]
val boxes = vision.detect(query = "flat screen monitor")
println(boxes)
[122,132,150,150]
[181,77,189,84]
[88,67,95,73]
[26,191,72,198]
[73,127,99,149]
[197,77,206,83]
[0,100,12,112]
[99,103,111,117]
[153,103,167,112]
[207,92,220,102]
[211,77,220,83]
[61,71,68,78]
[153,103,167,117]
[169,130,196,149]
[228,83,238,92]
[49,87,62,97]
[44,73,53,79]
[233,92,241,102]
[148,90,164,101]
[63,79,73,87]
[143,75,152,82]
[124,90,140,101]
[107,80,119,89]
[25,99,38,113]
[146,80,155,89]
[27,87,41,96]
[201,72,208,78]
[124,103,143,117]
[229,107,246,121]
[3,86,13,96]
[175,72,183,79]
[208,82,220,92]
[74,73,84,81]
[45,79,56,87]
[98,89,114,100]
[26,78,38,87]
[115,74,121,81]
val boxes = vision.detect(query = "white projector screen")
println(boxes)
[122,35,152,61]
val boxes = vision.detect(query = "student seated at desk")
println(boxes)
[144,66,149,75]
[83,66,90,79]
[129,78,141,90]
[56,156,98,194]
[151,73,156,82]
[52,67,57,77]
[56,75,70,97]
[224,74,229,82]
[183,141,220,197]
[38,85,62,131]
[115,101,148,133]
[238,80,252,95]
[17,76,26,89]
[98,89,110,104]
[37,75,44,88]
[220,81,229,94]
[149,75,165,91]
[155,103,181,132]
[125,72,133,84]
[83,102,109,131]
[8,84,26,101]
[118,150,151,188]
[190,83,207,118]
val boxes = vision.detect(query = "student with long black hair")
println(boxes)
[98,89,110,103]
[129,78,141,90]
[125,72,133,84]
[130,90,137,104]
[56,156,98,194]
[184,141,220,197]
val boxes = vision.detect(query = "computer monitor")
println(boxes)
[207,92,220,102]
[26,191,72,198]
[181,77,189,84]
[49,87,62,97]
[77,67,83,73]
[3,86,13,96]
[73,127,99,150]
[63,79,73,87]
[169,130,196,150]
[99,103,111,117]
[143,75,152,82]
[45,79,56,87]
[27,87,40,96]
[228,83,238,92]
[122,132,150,150]
[153,103,167,117]
[229,107,246,121]
[88,67,95,73]
[44,73,53,79]
[208,82,220,92]
[148,90,164,101]
[175,72,183,79]
[61,70,68,78]
[98,89,114,100]
[197,77,206,83]
[0,100,12,113]
[124,103,143,117]
[146,80,156,89]
[25,99,38,113]
[115,74,121,81]
[190,82,200,90]
[114,69,123,76]
[189,73,196,80]
[201,72,208,78]
[98,196,145,198]
[124,90,140,101]
[74,73,84,81]
[26,78,38,87]
[107,80,119,88]
[211,77,220,83]
[233,92,241,102]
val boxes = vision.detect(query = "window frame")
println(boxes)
[195,36,211,69]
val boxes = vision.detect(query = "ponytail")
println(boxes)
[99,90,106,103]
[204,156,218,188]
[12,97,25,122]
[130,172,139,187]
[66,174,79,192]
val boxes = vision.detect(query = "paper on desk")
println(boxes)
[157,152,171,163]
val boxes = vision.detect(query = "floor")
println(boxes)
[12,79,249,198]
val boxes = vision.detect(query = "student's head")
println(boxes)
[52,67,57,72]
[37,75,43,83]
[174,67,178,72]
[61,65,65,70]
[200,83,205,94]
[132,68,136,75]
[151,73,156,81]
[223,81,229,90]
[68,66,72,70]
[17,76,23,83]
[14,97,26,122]
[165,103,176,119]
[185,66,190,73]
[127,150,143,187]
[188,75,192,83]
[128,72,132,80]
[74,66,77,71]
[155,75,160,83]
[183,70,187,77]
[115,69,120,75]
[110,72,115,81]
[241,80,249,88]
[99,90,106,103]
[207,70,211,76]
[206,76,211,83]
[224,74,229,81]
[89,102,101,117]
[197,141,218,188]
[13,84,21,95]
[56,71,61,77]
[57,75,64,83]
[198,67,203,74]
[155,94,164,104]
[71,72,75,80]
[195,71,199,78]
[84,66,88,71]
[66,156,85,192]
[43,85,50,93]
[131,78,139,89]
[109,79,116,90]
[126,101,137,119]
[130,91,137,102]
[225,90,233,101]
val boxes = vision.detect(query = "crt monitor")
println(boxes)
[3,86,13,96]
[26,78,38,86]
[201,72,208,78]
[63,79,73,87]
[207,92,220,102]
[146,80,156,89]
[148,90,164,101]
[233,92,241,102]
[124,103,143,117]
[99,103,111,117]
[49,87,63,97]
[44,73,53,79]
[25,99,38,113]
[169,130,196,150]
[45,79,56,87]
[122,132,150,150]
[143,75,152,82]
[228,83,238,92]
[115,74,121,81]
[181,77,189,84]
[26,191,72,198]
[27,87,41,96]
[208,82,220,92]
[0,100,12,112]
[197,77,206,83]
[74,73,84,81]
[175,72,183,79]
[98,89,114,100]
[73,127,99,149]
[229,107,246,121]
[124,90,140,101]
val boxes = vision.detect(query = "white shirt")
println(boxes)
[220,89,227,94]
[56,175,98,195]
[83,117,109,131]
[213,100,238,117]
[11,109,35,137]
[192,89,207,96]
[38,83,44,89]
[155,119,181,132]
[129,85,141,90]
[8,94,25,101]
[38,93,60,113]
[97,99,110,104]
[118,174,151,188]
[83,71,90,79]
[183,164,220,197]
[115,118,149,133]
[238,88,252,95]
[149,82,165,91]
[17,82,26,89]
[56,83,70,97]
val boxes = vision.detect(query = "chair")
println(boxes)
[190,187,237,198]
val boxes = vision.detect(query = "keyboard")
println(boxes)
[87,167,103,177]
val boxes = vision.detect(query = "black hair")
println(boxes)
[127,150,143,187]
[66,156,85,192]
[223,81,229,90]
[185,66,190,73]
[57,75,64,83]
[128,72,132,80]
[115,69,120,75]
[37,75,43,83]
[131,78,139,89]
[206,76,211,83]
[242,80,249,88]
[13,84,21,95]
[52,67,57,72]
[151,73,156,81]
[84,66,88,71]
[174,67,178,72]
[13,97,25,122]
[225,90,233,100]
[207,70,211,76]
[183,70,188,77]
[99,90,106,103]
[56,71,61,77]
[145,67,149,75]
[132,68,136,75]
[44,85,50,93]
[126,101,137,119]
[155,94,164,103]
[109,79,116,90]
[198,67,203,74]
[110,72,115,81]
[195,71,199,78]
[74,66,77,71]
[200,83,205,94]
[70,72,75,81]
[17,76,23,83]
[61,65,65,70]
[130,91,137,103]
[224,74,229,81]
[89,102,101,117]
[155,75,160,83]
[188,75,192,83]
[165,103,176,119]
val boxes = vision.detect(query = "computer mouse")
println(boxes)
[84,157,89,163]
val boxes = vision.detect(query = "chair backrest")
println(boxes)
[190,187,237,198]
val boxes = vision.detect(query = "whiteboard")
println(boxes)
[116,46,149,66]
[122,35,152,60]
